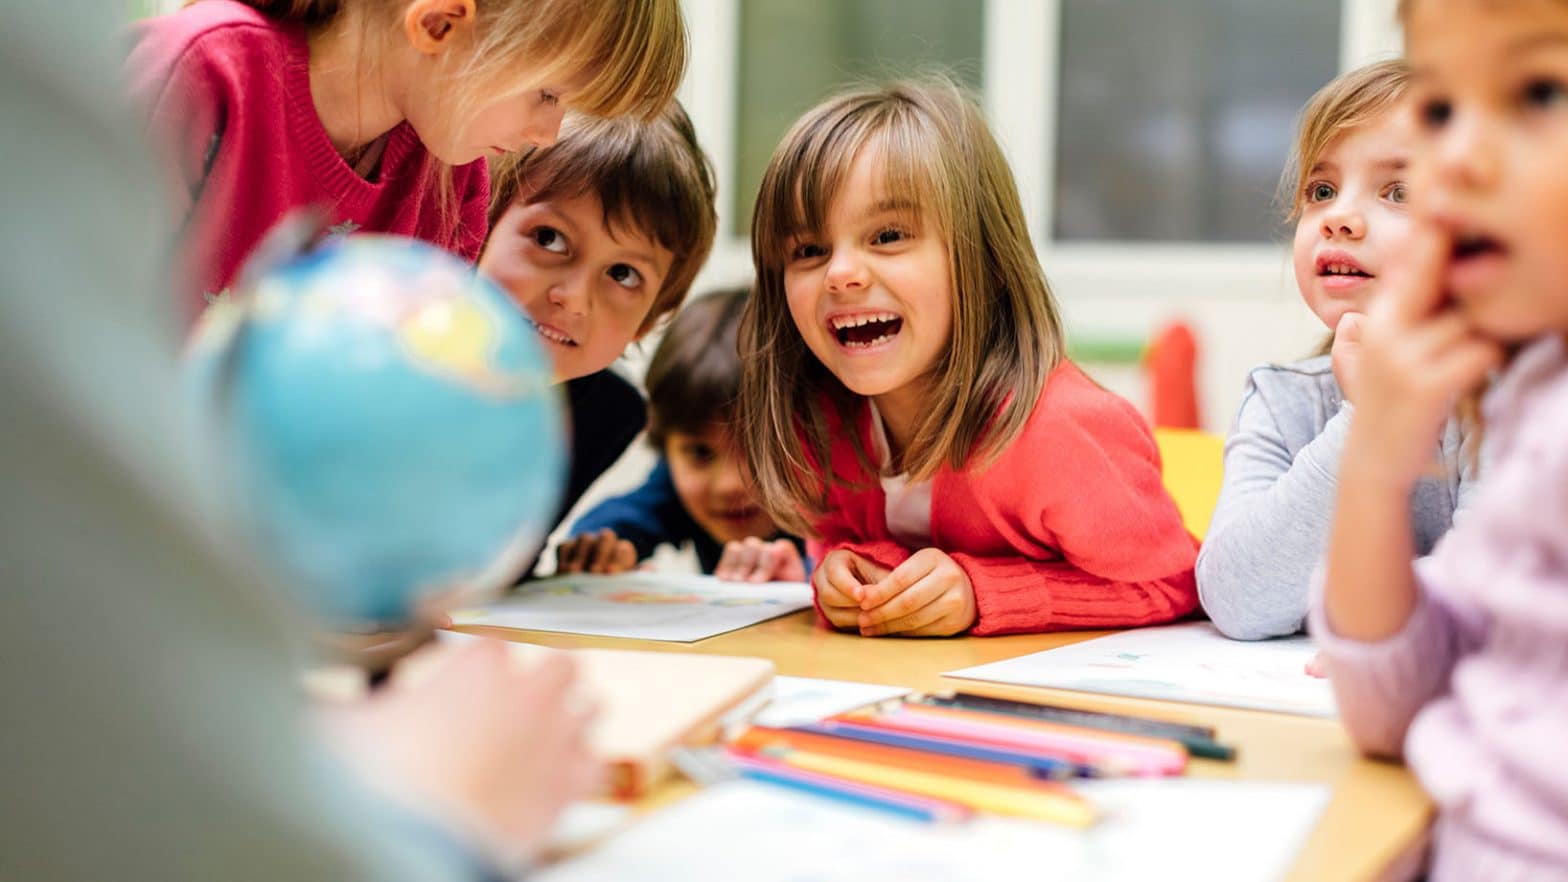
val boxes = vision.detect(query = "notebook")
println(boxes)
[425,633,777,797]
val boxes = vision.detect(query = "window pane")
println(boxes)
[735,0,985,232]
[1053,0,1341,243]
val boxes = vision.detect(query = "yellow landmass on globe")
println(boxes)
[398,298,524,398]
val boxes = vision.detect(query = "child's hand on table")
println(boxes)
[715,537,806,583]
[854,548,977,637]
[556,529,638,575]
[812,549,890,630]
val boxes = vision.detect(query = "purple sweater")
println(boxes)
[1311,335,1568,881]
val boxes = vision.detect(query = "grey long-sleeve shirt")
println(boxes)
[1195,356,1477,640]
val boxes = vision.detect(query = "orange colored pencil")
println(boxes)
[732,726,1063,791]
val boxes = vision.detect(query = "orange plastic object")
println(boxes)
[1145,321,1200,429]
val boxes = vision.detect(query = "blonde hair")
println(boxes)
[485,101,717,334]
[239,0,686,121]
[740,78,1064,536]
[234,0,687,229]
[1282,59,1412,224]
[1281,60,1412,357]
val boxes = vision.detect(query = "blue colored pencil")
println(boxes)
[794,721,1094,779]
[732,755,970,823]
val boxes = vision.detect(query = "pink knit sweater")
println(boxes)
[1313,335,1568,881]
[128,1,489,320]
[807,361,1199,636]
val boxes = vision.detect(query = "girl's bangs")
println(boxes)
[757,113,941,268]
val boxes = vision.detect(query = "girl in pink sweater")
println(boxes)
[737,80,1196,638]
[1316,1,1568,878]
[128,0,686,318]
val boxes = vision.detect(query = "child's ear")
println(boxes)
[403,0,477,56]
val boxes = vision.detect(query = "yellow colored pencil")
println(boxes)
[776,749,1099,828]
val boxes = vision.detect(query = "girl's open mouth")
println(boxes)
[1446,231,1509,296]
[1453,232,1505,263]
[829,312,903,349]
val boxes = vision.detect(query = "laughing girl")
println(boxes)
[737,79,1197,638]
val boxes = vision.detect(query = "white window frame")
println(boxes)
[680,0,1401,285]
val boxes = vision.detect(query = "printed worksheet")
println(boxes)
[945,623,1335,718]
[453,572,812,642]
[751,676,913,727]
[536,778,1330,882]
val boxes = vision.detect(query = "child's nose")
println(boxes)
[824,250,869,293]
[546,271,589,316]
[1433,113,1500,192]
[1321,205,1366,240]
[712,462,750,498]
[520,104,568,150]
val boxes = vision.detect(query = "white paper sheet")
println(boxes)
[751,676,912,728]
[452,572,812,642]
[545,801,632,856]
[945,622,1335,718]
[536,778,1329,882]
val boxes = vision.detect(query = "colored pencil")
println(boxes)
[730,752,972,823]
[844,705,1187,776]
[757,746,1099,827]
[922,692,1237,761]
[792,721,1090,779]
[735,725,1069,787]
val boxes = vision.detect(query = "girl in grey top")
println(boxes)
[1195,60,1478,640]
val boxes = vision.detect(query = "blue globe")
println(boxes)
[187,235,565,629]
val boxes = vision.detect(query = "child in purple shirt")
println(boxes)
[1314,2,1568,878]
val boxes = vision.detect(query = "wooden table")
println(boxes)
[459,610,1431,882]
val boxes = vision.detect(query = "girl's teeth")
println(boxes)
[832,312,897,330]
[844,332,895,349]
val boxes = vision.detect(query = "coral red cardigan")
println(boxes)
[806,361,1198,636]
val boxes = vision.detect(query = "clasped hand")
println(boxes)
[813,547,977,637]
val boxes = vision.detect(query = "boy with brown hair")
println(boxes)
[478,101,717,571]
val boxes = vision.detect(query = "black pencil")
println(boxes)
[921,692,1238,762]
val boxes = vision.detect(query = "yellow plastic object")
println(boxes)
[1153,428,1225,540]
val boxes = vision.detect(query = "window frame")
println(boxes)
[679,0,1403,288]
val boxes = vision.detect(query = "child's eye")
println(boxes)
[790,242,826,262]
[1307,182,1336,203]
[682,443,716,466]
[872,227,908,246]
[540,90,560,107]
[532,226,568,254]
[607,263,643,289]
[1522,77,1567,110]
[1419,97,1453,130]
[1383,182,1409,205]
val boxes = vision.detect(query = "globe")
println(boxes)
[187,234,565,630]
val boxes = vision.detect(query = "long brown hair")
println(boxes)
[739,78,1064,536]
